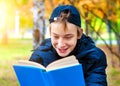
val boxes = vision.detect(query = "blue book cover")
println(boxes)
[13,55,85,86]
[47,64,85,86]
[13,65,49,86]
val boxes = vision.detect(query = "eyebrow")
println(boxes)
[51,32,73,36]
[51,32,58,35]
[64,34,73,36]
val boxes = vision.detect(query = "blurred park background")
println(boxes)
[0,0,120,86]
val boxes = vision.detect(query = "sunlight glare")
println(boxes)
[0,2,7,30]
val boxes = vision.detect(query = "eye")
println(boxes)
[53,35,59,39]
[65,35,73,39]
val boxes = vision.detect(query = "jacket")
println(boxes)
[29,34,107,86]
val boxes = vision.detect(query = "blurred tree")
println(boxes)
[33,0,45,49]
[79,0,120,67]
[14,0,33,33]
[0,0,33,44]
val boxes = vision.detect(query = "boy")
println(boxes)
[29,5,107,86]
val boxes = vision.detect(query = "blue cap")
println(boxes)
[49,5,81,27]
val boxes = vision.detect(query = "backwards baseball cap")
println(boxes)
[49,5,81,27]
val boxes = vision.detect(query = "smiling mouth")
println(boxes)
[58,48,68,53]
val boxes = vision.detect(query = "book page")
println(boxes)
[46,55,79,71]
[17,60,46,70]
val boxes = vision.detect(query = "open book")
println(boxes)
[18,55,79,71]
[13,55,85,86]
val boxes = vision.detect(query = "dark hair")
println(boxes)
[50,10,70,31]
[54,10,70,22]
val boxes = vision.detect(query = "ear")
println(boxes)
[77,28,83,39]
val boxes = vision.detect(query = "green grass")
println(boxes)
[0,38,33,86]
[0,38,33,60]
[109,68,120,86]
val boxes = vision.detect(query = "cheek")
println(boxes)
[69,39,77,46]
[51,38,57,47]
[67,38,77,47]
[68,34,78,47]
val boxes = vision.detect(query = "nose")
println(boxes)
[58,38,65,48]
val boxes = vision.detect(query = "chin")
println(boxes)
[58,53,70,57]
[56,48,72,57]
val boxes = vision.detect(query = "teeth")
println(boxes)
[59,49,66,53]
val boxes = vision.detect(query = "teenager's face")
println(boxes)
[50,22,82,57]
